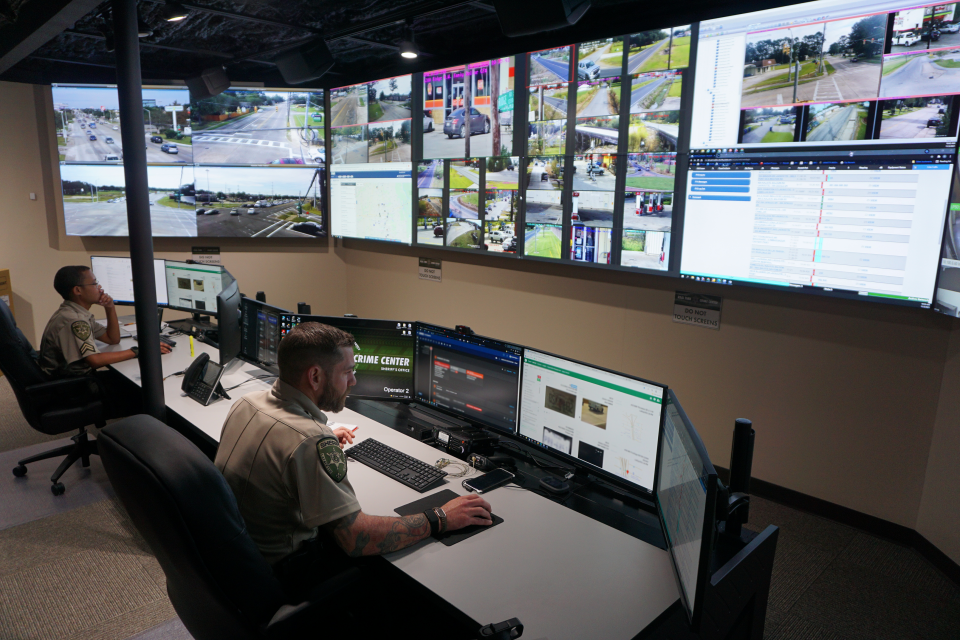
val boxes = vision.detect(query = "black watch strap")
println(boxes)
[130,346,139,358]
[423,509,440,537]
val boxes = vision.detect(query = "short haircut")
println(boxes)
[278,322,355,383]
[53,266,92,300]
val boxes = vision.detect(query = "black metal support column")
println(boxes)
[112,0,165,421]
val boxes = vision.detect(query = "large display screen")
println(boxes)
[330,163,412,243]
[53,84,192,164]
[423,57,516,159]
[691,0,960,149]
[195,166,325,238]
[518,349,665,493]
[414,323,523,432]
[279,314,415,400]
[60,164,196,237]
[681,148,954,306]
[190,88,324,165]
[330,75,412,164]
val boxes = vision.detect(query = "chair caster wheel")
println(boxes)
[51,482,65,496]
[12,465,27,478]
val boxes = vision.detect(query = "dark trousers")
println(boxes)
[93,368,143,420]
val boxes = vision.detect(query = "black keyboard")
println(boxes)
[159,334,177,348]
[346,438,447,493]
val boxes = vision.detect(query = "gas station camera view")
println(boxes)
[623,190,673,232]
[423,57,516,159]
[53,85,192,164]
[191,89,324,165]
[194,166,325,238]
[61,164,196,237]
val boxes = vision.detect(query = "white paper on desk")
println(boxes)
[328,422,358,431]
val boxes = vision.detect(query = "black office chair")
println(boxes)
[97,415,363,640]
[0,299,105,495]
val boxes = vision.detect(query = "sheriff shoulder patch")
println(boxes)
[71,321,91,341]
[317,436,347,483]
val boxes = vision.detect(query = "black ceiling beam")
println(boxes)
[0,0,105,74]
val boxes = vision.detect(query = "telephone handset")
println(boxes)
[182,352,230,406]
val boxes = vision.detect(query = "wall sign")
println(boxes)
[192,246,221,265]
[673,291,722,330]
[419,257,442,282]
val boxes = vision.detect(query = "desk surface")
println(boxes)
[102,328,681,640]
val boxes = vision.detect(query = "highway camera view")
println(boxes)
[578,38,623,79]
[53,85,192,163]
[631,71,683,114]
[61,164,196,237]
[191,90,324,165]
[529,46,572,85]
[576,77,622,117]
[626,26,691,73]
[418,160,443,188]
[194,166,324,238]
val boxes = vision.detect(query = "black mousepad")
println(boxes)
[395,489,503,546]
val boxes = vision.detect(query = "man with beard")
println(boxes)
[215,322,493,601]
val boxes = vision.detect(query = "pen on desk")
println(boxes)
[189,335,195,358]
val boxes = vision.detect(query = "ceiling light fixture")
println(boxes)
[137,17,153,38]
[399,23,419,59]
[162,2,189,22]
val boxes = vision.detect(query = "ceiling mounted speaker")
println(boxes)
[491,0,590,37]
[186,66,230,99]
[276,39,335,85]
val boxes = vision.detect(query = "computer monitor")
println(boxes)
[215,273,241,367]
[238,297,291,374]
[517,348,666,494]
[90,256,168,306]
[164,260,225,316]
[656,390,718,631]
[413,323,523,433]
[278,314,415,400]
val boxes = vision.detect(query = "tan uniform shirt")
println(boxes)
[38,300,107,378]
[215,379,360,564]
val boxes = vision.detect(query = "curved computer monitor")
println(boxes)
[656,390,718,631]
[215,272,241,367]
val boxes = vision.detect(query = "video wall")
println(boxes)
[55,0,960,312]
[54,85,326,239]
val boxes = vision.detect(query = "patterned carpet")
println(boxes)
[0,377,957,639]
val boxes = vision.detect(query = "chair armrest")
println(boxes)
[25,377,100,405]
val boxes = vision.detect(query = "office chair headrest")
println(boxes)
[98,415,288,638]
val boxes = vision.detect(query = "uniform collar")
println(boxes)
[62,300,91,315]
[271,379,328,425]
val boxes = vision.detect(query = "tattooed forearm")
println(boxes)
[376,514,429,554]
[324,511,431,557]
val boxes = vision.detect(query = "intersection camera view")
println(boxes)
[191,89,324,165]
[194,166,325,238]
[331,75,412,164]
[53,85,192,163]
[423,57,516,159]
[691,0,960,149]
[61,164,196,237]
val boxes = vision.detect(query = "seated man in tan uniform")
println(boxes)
[39,265,172,417]
[215,322,493,599]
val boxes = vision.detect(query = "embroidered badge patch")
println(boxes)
[71,321,91,341]
[317,437,347,483]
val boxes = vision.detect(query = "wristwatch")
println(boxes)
[423,508,440,537]
[433,507,447,535]
[130,346,139,358]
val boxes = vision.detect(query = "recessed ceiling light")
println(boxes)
[162,2,189,22]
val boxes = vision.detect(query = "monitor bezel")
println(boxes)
[515,346,669,498]
[89,255,169,307]
[237,297,291,375]
[162,259,225,317]
[412,321,525,434]
[281,314,416,401]
[656,389,718,631]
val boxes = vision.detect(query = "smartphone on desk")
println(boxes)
[462,468,515,494]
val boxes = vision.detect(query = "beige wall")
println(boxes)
[2,80,958,564]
